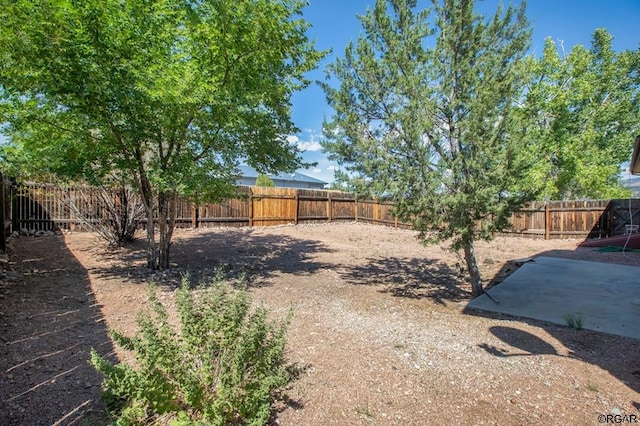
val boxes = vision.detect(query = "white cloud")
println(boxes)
[312,168,322,174]
[286,132,323,152]
[326,165,337,171]
[297,141,322,152]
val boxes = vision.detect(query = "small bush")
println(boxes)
[91,276,292,425]
[564,312,584,330]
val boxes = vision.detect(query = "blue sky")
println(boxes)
[291,0,640,184]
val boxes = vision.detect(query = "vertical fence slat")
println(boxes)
[545,203,550,240]
[248,188,254,227]
[354,199,359,222]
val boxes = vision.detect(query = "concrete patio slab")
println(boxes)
[467,256,640,339]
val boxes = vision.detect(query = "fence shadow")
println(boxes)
[338,256,471,304]
[0,234,115,425]
[11,194,56,232]
[88,228,335,288]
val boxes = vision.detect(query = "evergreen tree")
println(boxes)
[322,0,533,297]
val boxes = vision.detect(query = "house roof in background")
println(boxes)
[237,165,327,185]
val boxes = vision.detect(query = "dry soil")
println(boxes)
[1,222,639,425]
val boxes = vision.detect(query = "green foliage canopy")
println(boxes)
[0,0,324,268]
[255,173,276,187]
[517,29,640,200]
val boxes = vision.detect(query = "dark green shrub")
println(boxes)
[91,276,292,425]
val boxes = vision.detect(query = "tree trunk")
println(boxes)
[138,175,157,270]
[145,206,157,270]
[463,242,484,297]
[158,192,168,270]
[157,191,177,270]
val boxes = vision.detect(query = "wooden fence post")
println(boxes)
[248,188,254,227]
[191,202,198,228]
[354,197,358,222]
[608,201,614,237]
[373,200,378,225]
[327,192,332,222]
[294,190,299,225]
[544,203,550,240]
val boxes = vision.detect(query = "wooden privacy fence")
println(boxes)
[7,184,400,231]
[174,186,402,228]
[7,182,640,241]
[502,199,640,239]
[500,200,611,239]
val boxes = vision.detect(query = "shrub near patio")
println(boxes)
[90,276,292,425]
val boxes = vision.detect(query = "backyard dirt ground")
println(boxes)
[1,222,639,425]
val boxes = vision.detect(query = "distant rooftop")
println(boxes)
[237,165,327,186]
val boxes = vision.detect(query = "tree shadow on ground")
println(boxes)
[484,257,536,289]
[466,246,640,410]
[0,235,115,425]
[477,325,564,358]
[339,256,471,304]
[474,318,640,401]
[88,228,334,288]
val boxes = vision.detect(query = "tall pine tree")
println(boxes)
[322,0,533,297]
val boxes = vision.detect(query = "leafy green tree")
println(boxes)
[322,0,533,297]
[517,29,640,200]
[255,173,276,187]
[0,0,323,269]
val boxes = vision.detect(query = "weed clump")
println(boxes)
[564,312,585,330]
